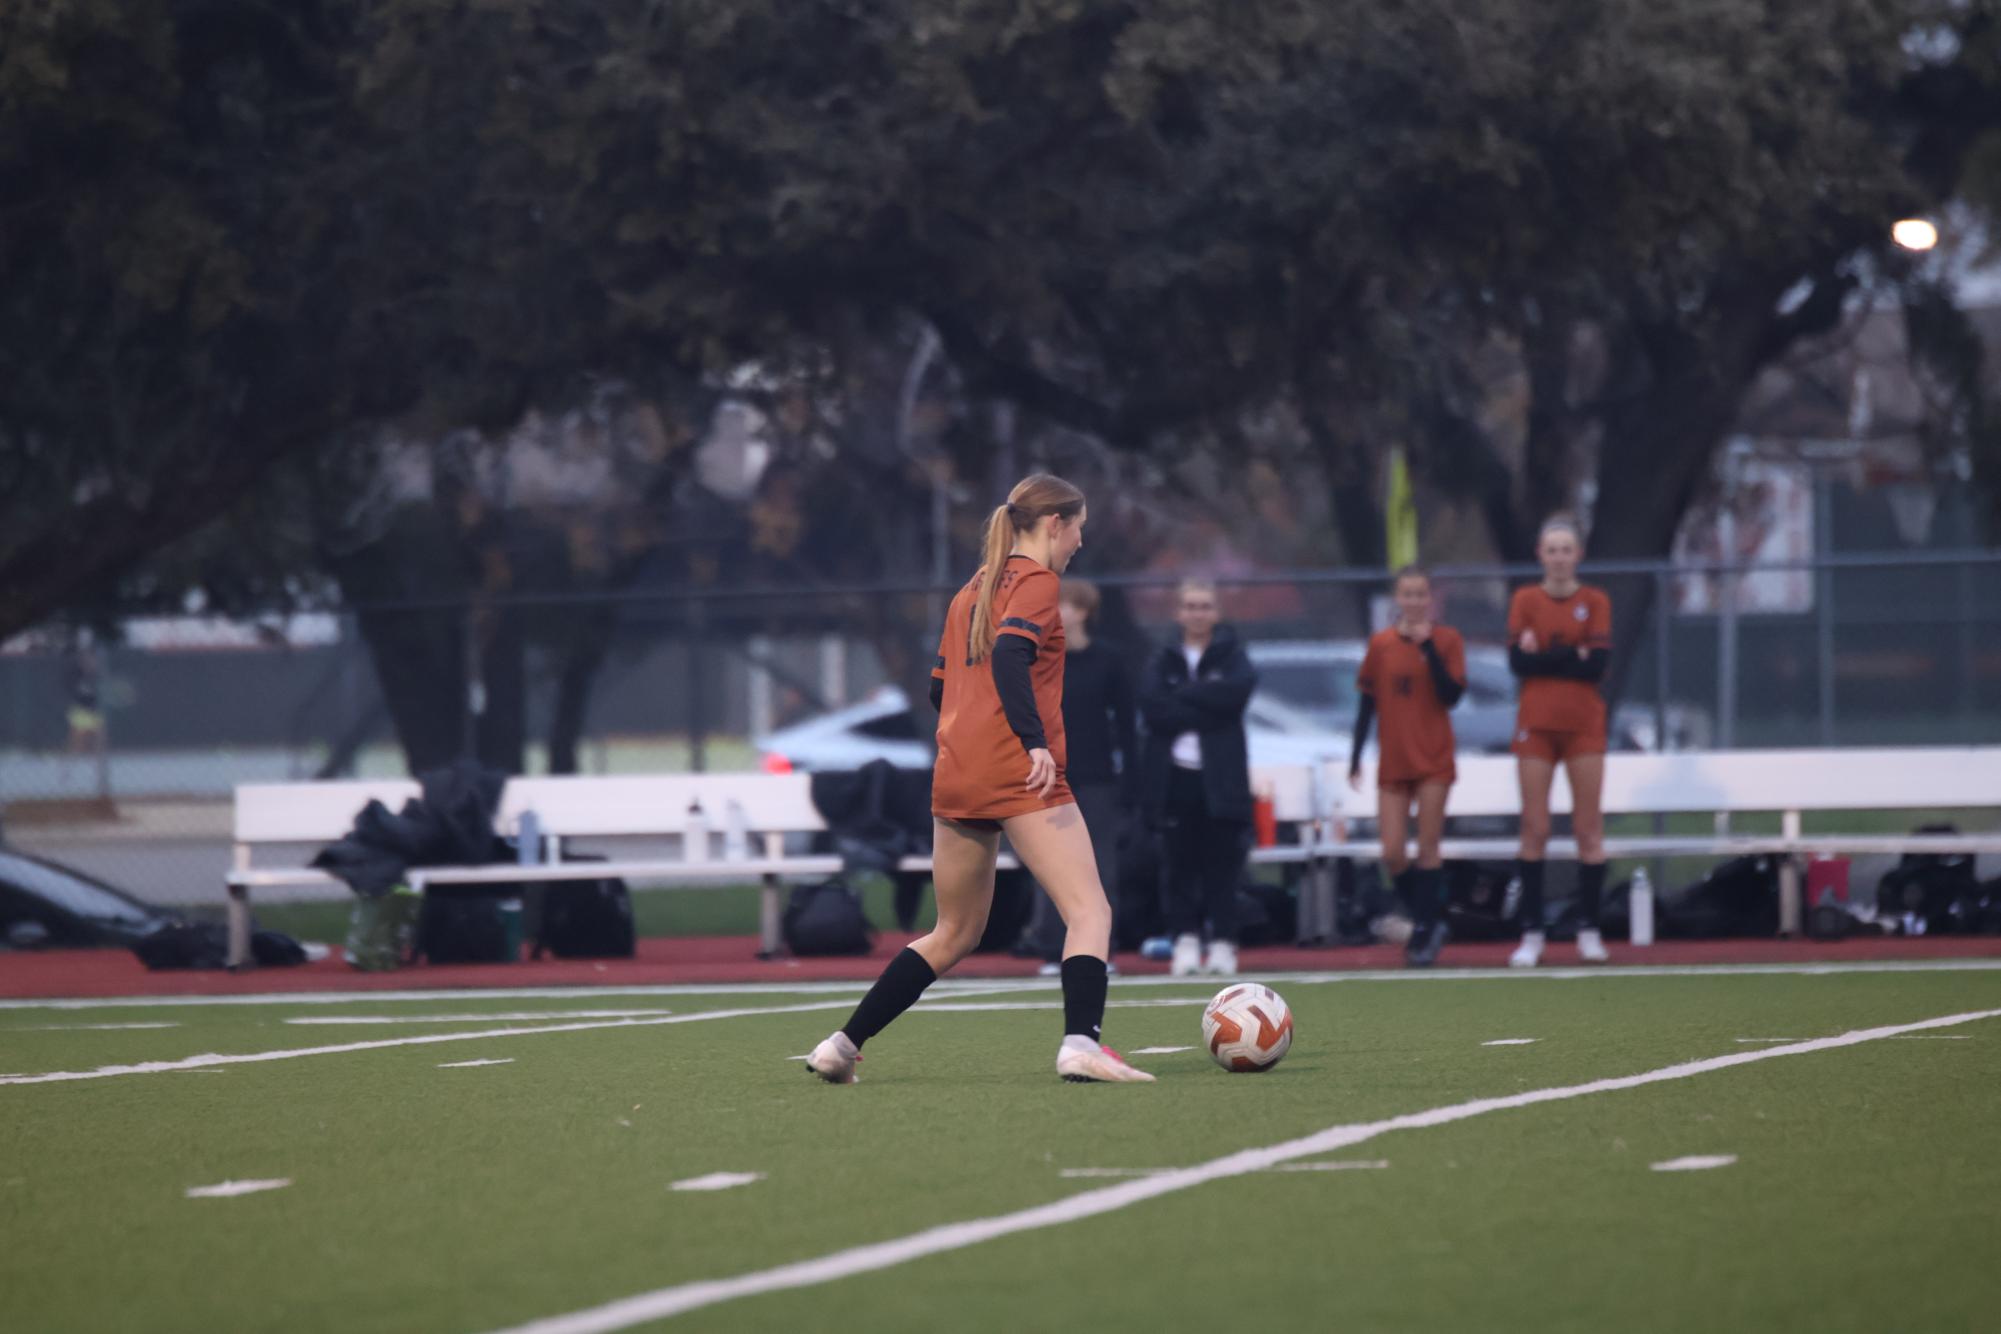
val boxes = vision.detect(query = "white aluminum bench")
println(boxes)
[1303,746,2001,935]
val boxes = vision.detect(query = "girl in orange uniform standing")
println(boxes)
[806,474,1152,1084]
[1349,566,1466,967]
[1506,516,1613,968]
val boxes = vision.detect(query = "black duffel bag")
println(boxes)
[783,879,875,956]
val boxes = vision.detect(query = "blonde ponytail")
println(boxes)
[968,504,1016,664]
[964,473,1086,664]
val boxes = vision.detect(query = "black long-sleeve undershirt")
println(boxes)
[991,635,1047,753]
[1350,694,1375,776]
[1419,639,1465,707]
[1509,644,1610,683]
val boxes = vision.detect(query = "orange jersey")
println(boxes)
[930,555,1072,821]
[1507,583,1612,735]
[1357,625,1464,785]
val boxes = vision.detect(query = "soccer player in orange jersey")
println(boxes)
[806,475,1152,1085]
[1349,566,1466,967]
[1506,515,1613,968]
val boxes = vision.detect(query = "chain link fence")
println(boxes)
[3,551,1997,902]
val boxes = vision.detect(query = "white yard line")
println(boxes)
[438,1058,516,1069]
[1481,1039,1539,1046]
[285,1011,674,1026]
[0,988,1092,1087]
[186,1178,291,1199]
[7,1032,182,1040]
[670,1173,764,1193]
[1059,1160,1388,1179]
[1128,1046,1193,1055]
[0,1004,853,1087]
[10,1022,183,1031]
[478,1005,2001,1334]
[5,957,2000,1012]
[1651,1155,1738,1172]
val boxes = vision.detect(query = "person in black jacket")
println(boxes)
[1015,578,1138,966]
[1138,579,1257,977]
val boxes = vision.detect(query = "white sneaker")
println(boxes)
[1508,932,1546,969]
[805,1031,860,1084]
[1203,940,1239,976]
[1056,1036,1156,1083]
[1170,934,1202,977]
[1577,928,1609,964]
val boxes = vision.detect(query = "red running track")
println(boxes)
[4,933,2001,1000]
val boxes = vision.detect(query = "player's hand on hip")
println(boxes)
[1026,747,1057,798]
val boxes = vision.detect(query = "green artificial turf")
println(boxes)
[3,966,1999,1333]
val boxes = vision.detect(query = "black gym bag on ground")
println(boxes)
[783,879,875,956]
[528,857,636,959]
[418,886,515,964]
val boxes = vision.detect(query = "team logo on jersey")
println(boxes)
[1573,604,1589,621]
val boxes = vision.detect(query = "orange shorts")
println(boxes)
[1511,728,1605,763]
[1378,767,1455,793]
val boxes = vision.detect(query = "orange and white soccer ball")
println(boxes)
[1201,983,1293,1072]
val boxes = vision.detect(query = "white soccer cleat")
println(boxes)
[1203,939,1239,977]
[1577,928,1609,964]
[1170,933,1202,977]
[805,1031,860,1084]
[1056,1037,1156,1084]
[1508,932,1546,969]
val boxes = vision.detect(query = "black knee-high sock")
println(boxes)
[1060,955,1109,1043]
[1412,867,1445,927]
[1576,862,1607,929]
[840,947,937,1047]
[1517,859,1546,933]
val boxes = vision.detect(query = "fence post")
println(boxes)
[688,594,708,774]
[1816,476,1835,745]
[462,602,483,762]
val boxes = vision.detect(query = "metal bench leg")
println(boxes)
[1778,810,1803,938]
[758,875,782,959]
[226,884,254,971]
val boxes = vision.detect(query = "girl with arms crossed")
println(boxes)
[1506,516,1613,968]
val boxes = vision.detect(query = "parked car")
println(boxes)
[754,684,1352,775]
[0,846,178,949]
[1245,640,1708,754]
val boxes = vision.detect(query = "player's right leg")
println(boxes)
[1005,804,1153,1084]
[1511,746,1557,968]
[807,817,997,1083]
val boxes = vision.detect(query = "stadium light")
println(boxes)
[1891,218,1939,252]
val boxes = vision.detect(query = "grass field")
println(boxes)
[5,963,2000,1333]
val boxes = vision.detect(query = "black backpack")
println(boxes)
[783,879,875,956]
[533,877,635,959]
[418,887,514,964]
[1877,827,1981,934]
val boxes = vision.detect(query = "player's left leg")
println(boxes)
[1406,780,1452,967]
[808,817,997,1083]
[1006,803,1154,1084]
[1565,749,1610,962]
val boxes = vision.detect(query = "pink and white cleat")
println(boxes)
[1056,1036,1156,1083]
[806,1031,861,1084]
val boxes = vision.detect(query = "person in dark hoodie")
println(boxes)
[1139,578,1257,977]
[1014,576,1139,968]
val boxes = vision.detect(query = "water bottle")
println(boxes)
[685,799,710,863]
[1629,867,1655,947]
[723,799,749,862]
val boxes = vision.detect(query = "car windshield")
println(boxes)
[0,852,158,926]
[1250,659,1362,731]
